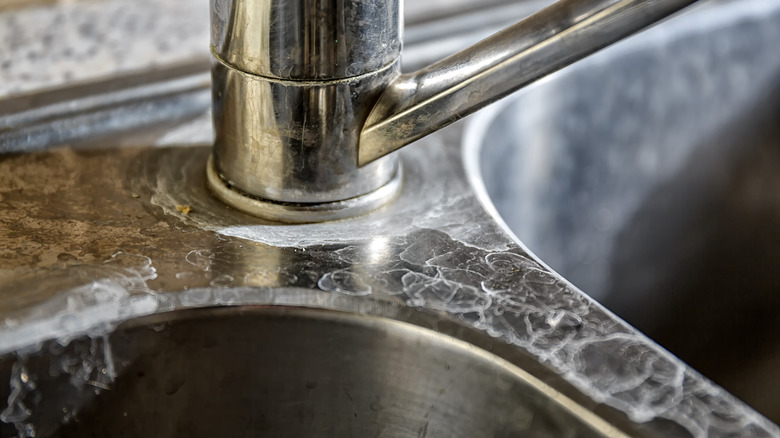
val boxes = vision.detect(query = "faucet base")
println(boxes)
[206,155,402,223]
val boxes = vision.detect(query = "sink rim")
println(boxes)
[2,291,630,438]
[461,0,780,430]
[109,305,628,437]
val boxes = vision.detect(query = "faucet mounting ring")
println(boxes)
[206,155,402,224]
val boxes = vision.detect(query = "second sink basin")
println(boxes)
[469,0,780,423]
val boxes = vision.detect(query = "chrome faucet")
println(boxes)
[207,0,697,222]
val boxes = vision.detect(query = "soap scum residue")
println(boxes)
[145,136,512,253]
[0,251,159,437]
[136,141,780,437]
[1,262,777,437]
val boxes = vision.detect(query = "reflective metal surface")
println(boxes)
[210,53,401,212]
[206,154,403,222]
[0,62,211,154]
[359,0,700,165]
[1,0,533,154]
[2,1,780,437]
[210,0,698,220]
[1,120,777,438]
[209,0,404,216]
[210,0,401,79]
[1,306,625,437]
[469,0,780,424]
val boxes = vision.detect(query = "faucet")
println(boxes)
[207,0,698,223]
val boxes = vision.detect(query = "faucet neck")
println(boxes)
[208,0,700,223]
[208,0,404,222]
[210,0,402,80]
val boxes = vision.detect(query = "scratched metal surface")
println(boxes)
[0,0,534,98]
[472,0,780,424]
[1,124,778,436]
[0,0,779,437]
[0,0,207,97]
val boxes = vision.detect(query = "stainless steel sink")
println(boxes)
[2,1,780,437]
[468,0,780,424]
[0,302,623,438]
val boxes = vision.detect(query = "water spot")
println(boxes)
[185,249,215,272]
[209,274,234,287]
[57,252,78,262]
[485,252,538,274]
[175,271,194,280]
[212,288,241,305]
[318,271,371,296]
[178,288,212,306]
[1,363,34,424]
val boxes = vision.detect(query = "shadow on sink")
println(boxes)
[469,0,780,424]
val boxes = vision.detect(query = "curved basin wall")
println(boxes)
[0,306,620,437]
[472,0,780,424]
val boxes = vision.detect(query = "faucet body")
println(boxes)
[209,0,403,221]
[209,0,698,222]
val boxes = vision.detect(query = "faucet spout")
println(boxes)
[359,0,698,166]
[208,0,698,222]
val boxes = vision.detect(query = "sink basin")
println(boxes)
[468,0,780,424]
[0,303,621,438]
[2,1,780,437]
